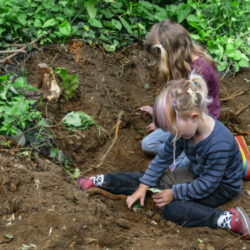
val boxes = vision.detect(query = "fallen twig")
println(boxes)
[0,49,27,54]
[235,102,250,116]
[81,111,124,175]
[229,123,250,136]
[221,88,249,101]
[0,30,50,64]
[13,117,66,144]
[98,111,124,165]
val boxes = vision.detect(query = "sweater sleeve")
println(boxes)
[192,58,220,118]
[172,141,232,200]
[139,137,184,187]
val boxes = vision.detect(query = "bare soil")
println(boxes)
[0,42,250,250]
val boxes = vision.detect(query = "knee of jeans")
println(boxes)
[162,201,186,220]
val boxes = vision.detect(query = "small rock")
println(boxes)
[206,245,215,250]
[146,209,154,218]
[166,221,176,227]
[198,243,205,250]
[85,237,97,244]
[116,218,131,229]
[151,220,158,225]
[9,183,16,192]
[152,213,161,223]
[245,190,250,196]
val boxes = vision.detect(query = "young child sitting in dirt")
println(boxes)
[140,19,220,170]
[77,73,250,239]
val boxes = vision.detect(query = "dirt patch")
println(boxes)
[0,43,249,249]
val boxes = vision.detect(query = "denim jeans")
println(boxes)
[101,169,238,228]
[141,129,190,169]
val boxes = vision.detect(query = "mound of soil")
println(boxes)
[0,42,249,249]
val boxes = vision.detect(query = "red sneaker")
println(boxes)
[229,207,250,240]
[76,177,95,190]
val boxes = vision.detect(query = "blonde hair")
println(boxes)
[153,73,212,136]
[144,19,216,82]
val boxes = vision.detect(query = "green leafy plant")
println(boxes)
[63,111,96,130]
[55,67,79,99]
[0,74,43,136]
[0,0,249,73]
[49,147,80,179]
[163,0,249,73]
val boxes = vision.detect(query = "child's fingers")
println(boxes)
[140,197,145,207]
[140,106,153,115]
[126,195,136,209]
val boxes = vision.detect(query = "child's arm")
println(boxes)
[126,183,149,208]
[139,137,185,187]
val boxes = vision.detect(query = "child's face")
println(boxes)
[176,114,199,140]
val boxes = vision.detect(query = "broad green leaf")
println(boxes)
[166,4,178,13]
[63,7,74,17]
[101,10,114,19]
[155,9,167,21]
[88,18,102,28]
[177,3,192,23]
[103,40,118,52]
[58,1,68,6]
[118,16,132,34]
[43,18,57,28]
[238,58,249,67]
[63,111,96,129]
[111,19,122,30]
[34,19,42,27]
[64,112,82,127]
[217,61,227,72]
[50,148,59,158]
[72,168,80,179]
[59,20,71,36]
[17,14,27,26]
[85,0,97,19]
[0,27,5,36]
[227,49,243,60]
[13,77,37,91]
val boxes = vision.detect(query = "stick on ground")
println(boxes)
[221,89,249,101]
[0,30,50,64]
[98,111,124,166]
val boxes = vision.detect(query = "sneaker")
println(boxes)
[229,207,250,240]
[76,177,95,190]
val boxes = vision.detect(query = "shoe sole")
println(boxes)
[236,207,250,240]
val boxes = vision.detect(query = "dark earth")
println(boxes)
[0,41,249,249]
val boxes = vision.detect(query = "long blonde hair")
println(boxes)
[144,19,216,82]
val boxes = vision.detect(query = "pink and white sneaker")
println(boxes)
[229,207,250,240]
[76,177,95,190]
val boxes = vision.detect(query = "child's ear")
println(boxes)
[191,112,199,122]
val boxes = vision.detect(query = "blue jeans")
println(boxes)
[141,129,190,168]
[101,170,238,228]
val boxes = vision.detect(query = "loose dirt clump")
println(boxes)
[0,42,249,249]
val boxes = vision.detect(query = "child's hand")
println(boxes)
[146,122,157,132]
[126,184,148,209]
[152,189,174,207]
[140,106,153,116]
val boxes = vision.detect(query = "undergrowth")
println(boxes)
[0,0,249,73]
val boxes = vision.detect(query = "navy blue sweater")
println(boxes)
[139,118,243,200]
